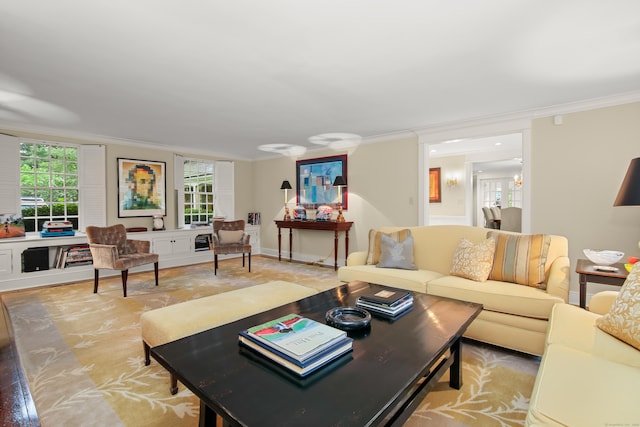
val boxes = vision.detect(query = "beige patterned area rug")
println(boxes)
[2,256,539,426]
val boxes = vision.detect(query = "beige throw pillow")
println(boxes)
[365,229,412,265]
[450,238,496,282]
[488,231,551,289]
[218,229,244,244]
[596,262,640,350]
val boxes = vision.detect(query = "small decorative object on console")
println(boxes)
[293,206,307,220]
[583,249,624,266]
[315,205,333,221]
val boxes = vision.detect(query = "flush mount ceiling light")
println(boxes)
[258,143,306,157]
[308,133,362,150]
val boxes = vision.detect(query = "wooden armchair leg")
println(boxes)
[214,254,218,275]
[248,252,251,272]
[93,269,100,293]
[242,253,245,267]
[154,262,159,286]
[121,270,129,297]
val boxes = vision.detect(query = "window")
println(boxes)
[20,142,79,232]
[481,178,522,209]
[183,158,214,225]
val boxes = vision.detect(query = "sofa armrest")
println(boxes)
[545,256,571,302]
[346,251,368,266]
[589,291,619,315]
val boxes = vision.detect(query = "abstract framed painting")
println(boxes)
[118,158,167,217]
[296,154,347,209]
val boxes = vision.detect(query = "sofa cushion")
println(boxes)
[449,237,495,282]
[526,344,640,426]
[596,263,640,350]
[376,233,417,270]
[488,231,551,289]
[366,228,411,265]
[337,264,442,294]
[427,275,563,319]
[546,303,640,367]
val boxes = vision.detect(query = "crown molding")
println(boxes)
[0,121,254,161]
[414,90,640,143]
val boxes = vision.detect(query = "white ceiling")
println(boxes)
[1,1,639,160]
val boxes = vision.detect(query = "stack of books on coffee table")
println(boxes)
[238,313,353,377]
[355,289,414,318]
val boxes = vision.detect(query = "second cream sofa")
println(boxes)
[337,225,571,356]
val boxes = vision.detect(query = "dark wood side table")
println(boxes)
[575,259,628,309]
[274,220,353,270]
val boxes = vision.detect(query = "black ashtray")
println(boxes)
[325,306,371,331]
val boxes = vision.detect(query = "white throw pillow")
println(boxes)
[219,229,244,244]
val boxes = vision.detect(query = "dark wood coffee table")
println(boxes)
[150,281,482,426]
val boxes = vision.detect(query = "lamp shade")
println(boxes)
[614,157,640,206]
[280,180,292,190]
[332,176,346,187]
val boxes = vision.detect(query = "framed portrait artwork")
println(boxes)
[429,167,441,203]
[296,154,348,209]
[118,158,167,217]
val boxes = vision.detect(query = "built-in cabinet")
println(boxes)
[0,226,261,292]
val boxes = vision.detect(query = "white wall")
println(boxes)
[254,136,419,265]
[531,102,640,302]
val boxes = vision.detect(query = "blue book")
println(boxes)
[241,313,347,363]
[238,335,353,377]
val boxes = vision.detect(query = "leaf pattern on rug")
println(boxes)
[408,344,537,427]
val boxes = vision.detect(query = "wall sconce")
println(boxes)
[280,180,292,220]
[446,176,458,188]
[332,175,346,222]
[514,174,523,187]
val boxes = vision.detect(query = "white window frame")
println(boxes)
[0,136,105,233]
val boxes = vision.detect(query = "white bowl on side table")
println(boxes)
[583,249,624,266]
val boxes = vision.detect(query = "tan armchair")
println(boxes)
[213,220,251,275]
[86,224,159,297]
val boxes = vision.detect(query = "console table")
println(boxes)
[274,220,353,270]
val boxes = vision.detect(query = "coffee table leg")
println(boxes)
[449,337,463,389]
[199,401,216,427]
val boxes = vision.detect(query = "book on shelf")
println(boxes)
[357,289,412,307]
[240,313,348,363]
[54,244,93,268]
[238,335,352,377]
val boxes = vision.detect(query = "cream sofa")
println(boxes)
[337,225,570,356]
[526,291,640,425]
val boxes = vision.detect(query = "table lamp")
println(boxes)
[614,157,640,250]
[280,180,292,221]
[332,176,346,223]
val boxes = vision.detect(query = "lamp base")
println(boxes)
[336,205,345,223]
[283,206,291,221]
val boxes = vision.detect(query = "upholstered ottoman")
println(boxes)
[141,280,319,393]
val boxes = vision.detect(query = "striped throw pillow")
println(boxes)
[366,229,412,265]
[487,231,551,289]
